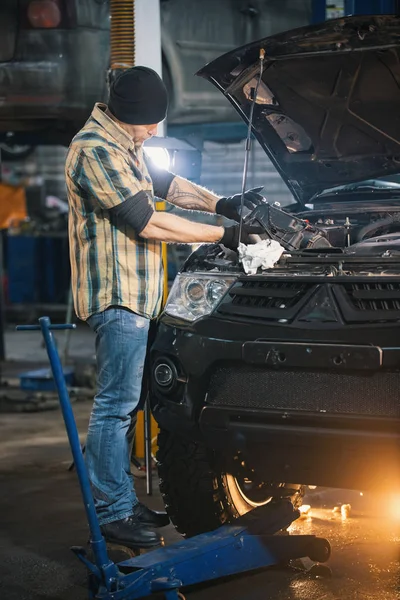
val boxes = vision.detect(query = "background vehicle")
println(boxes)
[161,0,311,123]
[151,15,400,537]
[0,0,312,156]
[0,0,110,154]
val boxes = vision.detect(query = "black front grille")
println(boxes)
[208,364,400,418]
[217,280,314,321]
[217,278,400,324]
[343,282,400,311]
[231,281,309,309]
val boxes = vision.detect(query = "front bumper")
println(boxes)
[150,321,400,490]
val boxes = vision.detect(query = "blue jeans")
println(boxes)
[86,307,150,525]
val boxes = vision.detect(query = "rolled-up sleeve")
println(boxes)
[78,146,144,210]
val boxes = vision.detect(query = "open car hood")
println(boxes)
[197,15,400,205]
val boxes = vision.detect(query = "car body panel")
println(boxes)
[150,318,400,490]
[0,1,110,144]
[161,0,312,123]
[0,0,17,62]
[150,204,400,492]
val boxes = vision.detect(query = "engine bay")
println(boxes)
[297,204,400,254]
[246,201,400,255]
[186,201,400,276]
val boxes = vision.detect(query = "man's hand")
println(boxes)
[216,187,265,222]
[220,223,264,251]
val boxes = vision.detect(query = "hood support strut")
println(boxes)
[238,48,265,243]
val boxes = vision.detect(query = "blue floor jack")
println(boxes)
[17,317,332,600]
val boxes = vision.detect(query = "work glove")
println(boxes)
[216,187,265,222]
[220,223,264,251]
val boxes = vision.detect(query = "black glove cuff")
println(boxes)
[220,226,236,249]
[215,197,227,216]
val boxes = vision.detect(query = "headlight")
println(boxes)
[164,274,236,322]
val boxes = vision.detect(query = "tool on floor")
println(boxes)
[16,316,332,600]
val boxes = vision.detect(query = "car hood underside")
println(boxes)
[197,15,400,205]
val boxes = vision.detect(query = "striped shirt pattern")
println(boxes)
[65,103,163,321]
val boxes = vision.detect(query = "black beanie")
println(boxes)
[108,66,168,125]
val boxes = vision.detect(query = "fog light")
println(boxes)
[154,363,174,387]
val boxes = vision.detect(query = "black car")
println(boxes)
[150,15,400,538]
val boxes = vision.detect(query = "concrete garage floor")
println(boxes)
[0,327,399,599]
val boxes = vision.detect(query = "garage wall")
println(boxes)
[4,142,293,210]
[35,146,68,200]
[200,140,293,206]
[2,146,68,201]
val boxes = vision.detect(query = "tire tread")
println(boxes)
[156,429,305,538]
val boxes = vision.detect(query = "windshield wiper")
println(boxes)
[317,179,400,198]
[318,185,400,198]
[345,185,400,191]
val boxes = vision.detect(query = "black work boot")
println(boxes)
[101,516,163,549]
[132,502,170,528]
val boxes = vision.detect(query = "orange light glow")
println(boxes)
[386,494,400,521]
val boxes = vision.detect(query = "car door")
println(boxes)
[161,0,311,124]
[161,0,254,123]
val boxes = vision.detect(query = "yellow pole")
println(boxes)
[110,0,166,464]
[135,199,168,459]
[162,242,168,303]
[156,199,169,304]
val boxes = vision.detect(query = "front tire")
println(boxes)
[156,429,305,538]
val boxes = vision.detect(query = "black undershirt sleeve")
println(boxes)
[108,190,154,234]
[144,153,175,199]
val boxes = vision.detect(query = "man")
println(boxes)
[65,66,262,549]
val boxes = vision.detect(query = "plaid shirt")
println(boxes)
[65,103,163,321]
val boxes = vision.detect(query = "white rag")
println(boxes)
[238,239,285,275]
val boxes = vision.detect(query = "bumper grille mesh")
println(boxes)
[217,278,400,323]
[343,282,400,311]
[217,280,314,321]
[230,281,310,310]
[208,364,400,418]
